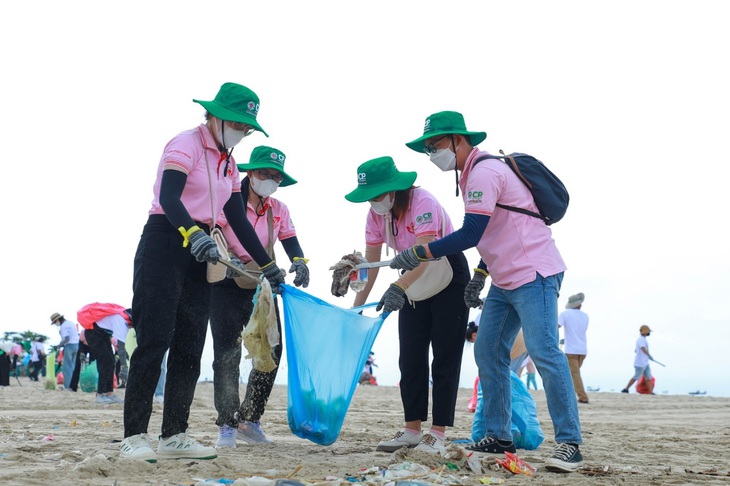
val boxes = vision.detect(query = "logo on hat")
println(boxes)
[357,172,367,185]
[424,118,432,132]
[246,101,259,116]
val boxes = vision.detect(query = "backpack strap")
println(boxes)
[473,153,547,223]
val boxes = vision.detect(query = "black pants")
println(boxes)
[69,341,92,392]
[85,326,115,394]
[209,278,282,427]
[0,354,10,386]
[29,360,43,381]
[398,252,469,427]
[124,215,211,438]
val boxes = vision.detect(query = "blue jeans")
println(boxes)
[474,272,582,445]
[62,343,79,389]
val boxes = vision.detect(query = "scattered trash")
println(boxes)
[42,435,55,441]
[495,452,536,477]
[71,419,77,427]
[479,478,505,484]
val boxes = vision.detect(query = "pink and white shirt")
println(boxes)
[219,196,296,263]
[148,125,241,226]
[460,148,566,290]
[365,188,454,251]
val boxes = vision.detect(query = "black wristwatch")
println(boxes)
[414,245,428,260]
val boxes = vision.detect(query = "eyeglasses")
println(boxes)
[424,135,449,155]
[226,121,256,136]
[254,169,284,183]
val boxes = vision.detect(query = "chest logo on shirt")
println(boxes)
[415,212,432,226]
[467,191,483,204]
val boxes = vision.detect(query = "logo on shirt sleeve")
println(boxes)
[467,191,483,204]
[415,212,433,225]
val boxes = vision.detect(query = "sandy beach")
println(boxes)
[1,379,729,485]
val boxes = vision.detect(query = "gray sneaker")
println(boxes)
[95,395,113,404]
[237,421,272,444]
[107,394,124,404]
[376,429,422,452]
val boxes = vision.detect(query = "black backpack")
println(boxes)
[474,151,569,225]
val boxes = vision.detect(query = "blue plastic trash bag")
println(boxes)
[472,370,544,450]
[281,284,387,446]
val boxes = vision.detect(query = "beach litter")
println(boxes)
[494,452,536,477]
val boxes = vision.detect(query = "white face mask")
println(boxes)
[250,177,279,198]
[429,148,457,171]
[218,120,247,149]
[369,193,394,215]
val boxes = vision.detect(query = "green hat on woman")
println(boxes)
[405,111,486,153]
[345,156,417,203]
[193,82,269,137]
[237,146,297,187]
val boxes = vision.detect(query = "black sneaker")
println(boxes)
[545,443,584,472]
[621,389,629,393]
[466,436,516,454]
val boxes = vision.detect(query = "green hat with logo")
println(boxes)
[193,82,269,137]
[405,111,486,153]
[345,156,417,203]
[237,146,296,187]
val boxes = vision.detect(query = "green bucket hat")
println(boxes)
[236,145,296,187]
[345,156,417,203]
[405,111,487,153]
[193,82,269,137]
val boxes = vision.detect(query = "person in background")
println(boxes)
[359,351,378,385]
[524,356,538,390]
[121,82,285,463]
[50,312,80,391]
[210,145,309,448]
[29,337,46,382]
[345,156,470,454]
[69,329,93,392]
[622,325,654,394]
[0,342,11,387]
[84,309,130,404]
[390,111,583,472]
[558,293,589,403]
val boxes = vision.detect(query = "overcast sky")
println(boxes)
[2,1,728,396]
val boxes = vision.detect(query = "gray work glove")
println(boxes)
[289,258,310,288]
[389,246,423,272]
[464,270,488,308]
[376,284,406,313]
[261,261,286,294]
[225,254,245,279]
[189,230,221,263]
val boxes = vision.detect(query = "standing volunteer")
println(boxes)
[622,325,654,394]
[210,145,309,448]
[344,156,469,454]
[50,312,80,391]
[389,111,583,472]
[121,83,285,463]
[558,292,590,403]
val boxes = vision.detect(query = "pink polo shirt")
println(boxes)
[148,125,241,226]
[218,196,296,263]
[365,188,454,251]
[460,148,566,290]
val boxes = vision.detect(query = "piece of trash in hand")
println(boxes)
[329,251,367,297]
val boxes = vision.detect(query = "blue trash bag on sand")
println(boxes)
[281,284,388,446]
[472,370,544,450]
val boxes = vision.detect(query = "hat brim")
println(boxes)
[345,171,417,203]
[405,130,487,153]
[237,163,296,187]
[193,99,269,137]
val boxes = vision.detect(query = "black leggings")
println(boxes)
[209,278,282,427]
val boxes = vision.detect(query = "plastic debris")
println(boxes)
[495,452,536,477]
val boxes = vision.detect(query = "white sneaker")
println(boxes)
[120,433,157,463]
[216,425,237,448]
[376,429,422,452]
[414,433,445,454]
[156,432,218,460]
